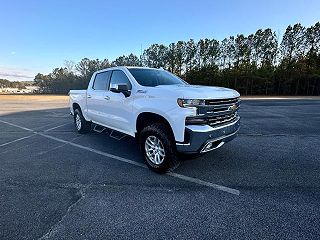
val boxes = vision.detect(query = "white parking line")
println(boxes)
[38,133,147,168]
[35,121,64,130]
[0,134,36,147]
[0,120,33,131]
[0,119,241,195]
[44,123,71,132]
[167,172,240,195]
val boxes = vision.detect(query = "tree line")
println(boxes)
[0,79,33,89]
[35,22,320,95]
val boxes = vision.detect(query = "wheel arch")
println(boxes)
[72,103,81,111]
[72,103,90,121]
[136,112,175,139]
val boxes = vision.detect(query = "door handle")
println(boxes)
[104,96,110,100]
[87,95,92,98]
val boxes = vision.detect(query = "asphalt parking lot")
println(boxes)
[0,95,320,239]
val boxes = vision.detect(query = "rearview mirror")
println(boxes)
[110,83,131,97]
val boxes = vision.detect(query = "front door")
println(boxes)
[102,70,133,134]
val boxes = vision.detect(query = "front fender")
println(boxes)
[134,107,194,142]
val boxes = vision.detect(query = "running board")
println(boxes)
[92,124,106,133]
[110,130,127,140]
[92,123,127,140]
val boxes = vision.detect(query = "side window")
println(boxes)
[92,71,111,90]
[109,70,132,90]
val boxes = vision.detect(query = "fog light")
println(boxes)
[205,142,213,150]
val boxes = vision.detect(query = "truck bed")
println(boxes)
[69,90,87,115]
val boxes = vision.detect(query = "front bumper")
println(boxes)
[176,117,240,153]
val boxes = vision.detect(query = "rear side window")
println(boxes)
[109,70,132,89]
[92,71,111,90]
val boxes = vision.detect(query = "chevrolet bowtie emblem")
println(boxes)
[229,104,237,112]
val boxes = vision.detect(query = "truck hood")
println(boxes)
[154,84,240,99]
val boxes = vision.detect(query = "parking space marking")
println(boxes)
[38,133,147,168]
[0,119,33,131]
[0,141,39,155]
[0,119,241,195]
[44,123,71,132]
[0,133,36,147]
[35,121,67,130]
[167,172,240,195]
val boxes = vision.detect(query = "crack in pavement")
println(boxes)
[2,179,208,193]
[37,184,90,240]
[2,179,207,240]
[0,179,89,240]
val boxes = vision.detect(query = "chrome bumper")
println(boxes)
[176,117,240,153]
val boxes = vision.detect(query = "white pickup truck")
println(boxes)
[69,66,240,172]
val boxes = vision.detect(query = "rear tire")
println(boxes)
[74,108,91,134]
[140,123,179,173]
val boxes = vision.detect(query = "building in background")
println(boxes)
[0,86,39,93]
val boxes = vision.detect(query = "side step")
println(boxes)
[92,123,127,141]
[92,124,106,133]
[110,130,127,140]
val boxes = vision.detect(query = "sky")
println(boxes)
[0,0,319,81]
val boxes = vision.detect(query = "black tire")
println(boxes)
[140,123,179,173]
[74,108,91,134]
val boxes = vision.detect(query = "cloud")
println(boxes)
[11,51,16,55]
[0,72,33,79]
[0,67,36,81]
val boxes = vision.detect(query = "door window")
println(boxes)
[109,70,132,90]
[92,71,111,90]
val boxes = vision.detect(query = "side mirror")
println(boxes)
[110,83,131,97]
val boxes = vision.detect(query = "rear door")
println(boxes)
[86,71,111,124]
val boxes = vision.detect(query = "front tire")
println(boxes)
[74,108,91,134]
[140,123,179,173]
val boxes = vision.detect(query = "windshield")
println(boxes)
[128,68,187,87]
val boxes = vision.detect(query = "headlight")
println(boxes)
[177,98,205,108]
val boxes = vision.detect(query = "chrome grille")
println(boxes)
[207,113,238,126]
[206,97,240,127]
[186,97,240,127]
[205,97,239,106]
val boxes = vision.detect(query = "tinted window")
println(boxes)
[128,68,186,87]
[92,71,111,90]
[109,70,132,89]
